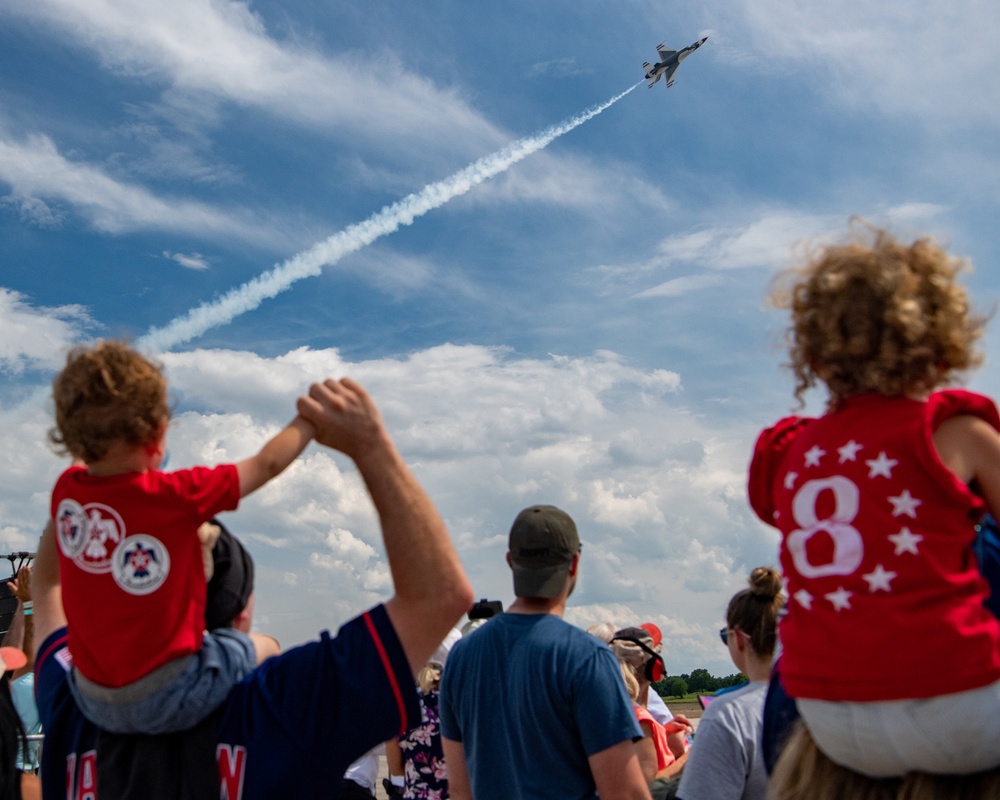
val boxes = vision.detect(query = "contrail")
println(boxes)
[139,82,642,352]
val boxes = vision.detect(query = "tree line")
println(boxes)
[653,668,748,699]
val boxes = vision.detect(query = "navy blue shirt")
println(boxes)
[36,604,420,800]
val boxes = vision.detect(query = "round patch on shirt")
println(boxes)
[111,534,171,595]
[55,499,89,560]
[67,503,127,574]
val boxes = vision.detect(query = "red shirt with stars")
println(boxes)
[749,390,1000,702]
[50,464,240,688]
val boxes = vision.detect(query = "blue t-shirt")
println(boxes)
[439,613,642,800]
[35,604,420,799]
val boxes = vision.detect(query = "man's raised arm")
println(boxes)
[31,521,65,658]
[297,377,473,674]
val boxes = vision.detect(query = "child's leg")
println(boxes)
[249,632,280,664]
[70,631,258,734]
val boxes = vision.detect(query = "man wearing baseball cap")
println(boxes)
[439,505,651,800]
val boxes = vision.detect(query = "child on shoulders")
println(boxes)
[749,222,1000,778]
[49,339,312,734]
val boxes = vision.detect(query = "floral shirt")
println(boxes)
[398,687,448,799]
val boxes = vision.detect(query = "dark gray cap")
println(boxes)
[508,505,580,599]
[204,519,255,630]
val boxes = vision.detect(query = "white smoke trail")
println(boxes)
[139,82,642,352]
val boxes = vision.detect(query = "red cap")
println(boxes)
[0,647,27,673]
[639,622,662,646]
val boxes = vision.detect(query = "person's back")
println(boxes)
[439,505,649,800]
[442,613,639,799]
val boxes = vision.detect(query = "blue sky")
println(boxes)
[2,0,999,676]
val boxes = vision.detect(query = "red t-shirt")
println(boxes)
[749,390,1000,702]
[51,464,241,687]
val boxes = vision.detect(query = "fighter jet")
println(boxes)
[643,36,708,89]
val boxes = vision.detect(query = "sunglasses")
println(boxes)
[719,627,747,645]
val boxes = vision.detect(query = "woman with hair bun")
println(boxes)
[675,567,784,800]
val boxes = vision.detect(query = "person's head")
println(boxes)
[586,622,617,644]
[723,566,784,664]
[770,221,984,406]
[506,505,581,600]
[205,520,256,632]
[610,626,665,686]
[49,340,170,464]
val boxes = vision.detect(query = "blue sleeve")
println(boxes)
[573,645,643,757]
[217,604,421,797]
[438,642,461,741]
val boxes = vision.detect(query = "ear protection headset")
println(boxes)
[613,636,665,683]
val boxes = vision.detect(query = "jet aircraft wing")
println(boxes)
[656,44,676,60]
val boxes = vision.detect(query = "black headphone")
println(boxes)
[613,636,665,683]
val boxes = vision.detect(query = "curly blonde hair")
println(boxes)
[770,221,984,406]
[49,340,170,463]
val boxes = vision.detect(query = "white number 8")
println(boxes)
[786,476,864,578]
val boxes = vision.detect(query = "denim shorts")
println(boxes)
[69,629,256,734]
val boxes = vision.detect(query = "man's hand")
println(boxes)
[297,378,387,460]
[297,377,473,674]
[7,565,31,604]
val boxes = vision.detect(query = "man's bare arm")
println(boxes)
[441,737,473,800]
[31,521,66,658]
[589,739,653,800]
[297,378,473,674]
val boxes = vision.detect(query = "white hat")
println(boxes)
[428,627,462,668]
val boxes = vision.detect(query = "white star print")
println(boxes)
[866,452,898,479]
[793,589,813,609]
[888,489,922,518]
[888,526,923,556]
[825,587,853,611]
[804,446,826,467]
[784,471,798,490]
[838,440,863,463]
[862,564,897,592]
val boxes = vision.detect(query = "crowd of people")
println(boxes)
[0,221,996,798]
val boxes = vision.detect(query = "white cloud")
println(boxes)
[0,133,288,245]
[727,0,1000,128]
[4,0,502,157]
[163,250,209,270]
[607,205,953,300]
[0,289,93,374]
[633,273,724,299]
